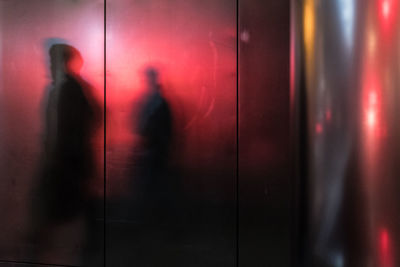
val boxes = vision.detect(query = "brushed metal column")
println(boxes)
[293,0,400,266]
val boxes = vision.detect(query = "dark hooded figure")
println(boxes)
[30,44,99,262]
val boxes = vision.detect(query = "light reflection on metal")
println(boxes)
[381,0,393,20]
[303,0,315,79]
[303,0,315,52]
[364,79,380,131]
[368,29,377,56]
[337,0,356,50]
[295,0,400,265]
[315,122,323,135]
[290,4,296,108]
[367,109,377,128]
[378,0,398,36]
[379,228,393,267]
[325,109,331,122]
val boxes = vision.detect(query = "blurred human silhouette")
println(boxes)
[138,68,172,167]
[29,43,100,264]
[134,67,175,225]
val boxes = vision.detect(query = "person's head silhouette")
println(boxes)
[145,67,160,92]
[49,44,83,82]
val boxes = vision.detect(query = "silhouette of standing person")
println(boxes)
[136,67,173,224]
[29,43,99,263]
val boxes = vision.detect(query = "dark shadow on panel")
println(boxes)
[133,67,179,225]
[106,66,187,266]
[239,0,292,266]
[27,41,102,266]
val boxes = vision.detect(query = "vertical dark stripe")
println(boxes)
[236,0,240,266]
[103,0,107,266]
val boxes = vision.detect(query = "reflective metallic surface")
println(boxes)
[294,0,400,266]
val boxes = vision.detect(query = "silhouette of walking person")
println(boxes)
[29,43,100,264]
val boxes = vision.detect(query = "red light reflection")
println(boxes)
[379,228,393,267]
[325,109,332,121]
[366,108,377,127]
[378,0,398,35]
[366,91,378,128]
[363,73,382,133]
[382,0,391,19]
[315,122,323,134]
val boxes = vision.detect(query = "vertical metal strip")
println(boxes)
[103,0,107,266]
[236,0,240,266]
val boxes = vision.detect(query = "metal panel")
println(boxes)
[0,1,104,266]
[294,0,400,266]
[105,0,237,266]
[239,0,292,266]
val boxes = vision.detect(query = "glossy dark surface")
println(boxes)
[239,0,292,266]
[294,0,400,266]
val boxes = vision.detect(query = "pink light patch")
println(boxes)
[369,91,378,105]
[315,123,323,134]
[325,109,332,121]
[367,109,377,127]
[382,0,390,19]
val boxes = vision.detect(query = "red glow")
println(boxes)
[105,2,236,152]
[290,15,296,108]
[367,108,377,127]
[315,123,323,134]
[382,0,391,19]
[325,109,332,121]
[366,91,378,128]
[379,228,393,267]
[381,229,389,251]
[363,72,382,133]
[369,91,378,105]
[379,0,398,36]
